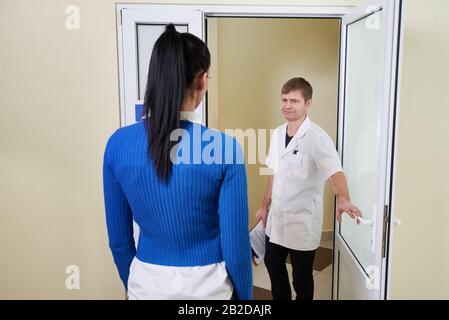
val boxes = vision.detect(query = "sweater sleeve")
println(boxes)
[103,134,136,291]
[218,138,253,300]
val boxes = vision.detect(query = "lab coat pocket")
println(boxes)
[284,212,313,249]
[289,155,309,180]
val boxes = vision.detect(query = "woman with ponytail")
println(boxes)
[103,24,252,300]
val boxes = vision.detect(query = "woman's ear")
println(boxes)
[198,72,208,91]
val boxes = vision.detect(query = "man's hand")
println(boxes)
[255,207,269,227]
[336,196,362,224]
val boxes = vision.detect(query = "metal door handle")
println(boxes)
[393,216,401,226]
[356,217,374,226]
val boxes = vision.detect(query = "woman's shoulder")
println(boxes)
[108,122,145,142]
[104,122,145,158]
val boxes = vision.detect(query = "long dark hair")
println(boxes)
[143,24,210,182]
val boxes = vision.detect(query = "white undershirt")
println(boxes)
[127,257,234,300]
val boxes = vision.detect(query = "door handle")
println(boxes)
[356,217,374,226]
[393,216,401,226]
[354,205,377,254]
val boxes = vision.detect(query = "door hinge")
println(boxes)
[381,205,389,258]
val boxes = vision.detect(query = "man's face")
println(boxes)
[280,90,312,122]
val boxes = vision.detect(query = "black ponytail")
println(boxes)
[143,24,210,182]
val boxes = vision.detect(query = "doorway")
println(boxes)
[116,0,403,300]
[206,17,340,300]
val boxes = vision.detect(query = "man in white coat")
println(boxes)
[256,77,362,300]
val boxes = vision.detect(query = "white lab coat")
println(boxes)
[265,116,342,251]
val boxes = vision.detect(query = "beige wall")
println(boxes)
[207,18,340,231]
[389,0,449,299]
[0,0,123,300]
[1,0,448,300]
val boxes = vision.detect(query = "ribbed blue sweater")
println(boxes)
[102,120,253,300]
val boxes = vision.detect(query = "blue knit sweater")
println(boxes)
[102,120,253,300]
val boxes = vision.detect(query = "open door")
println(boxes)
[118,7,204,127]
[117,6,204,247]
[333,0,403,300]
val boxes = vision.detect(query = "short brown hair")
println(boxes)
[281,77,313,101]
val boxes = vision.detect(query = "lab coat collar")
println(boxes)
[179,111,202,124]
[281,116,311,157]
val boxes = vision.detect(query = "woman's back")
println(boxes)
[103,114,252,299]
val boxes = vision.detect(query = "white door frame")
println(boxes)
[334,0,403,300]
[115,3,402,300]
[116,4,350,126]
[382,0,404,300]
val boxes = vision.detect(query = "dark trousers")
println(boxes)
[264,236,316,300]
